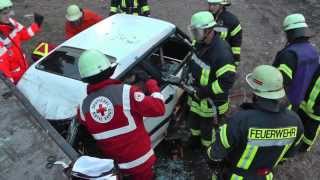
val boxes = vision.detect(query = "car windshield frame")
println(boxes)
[35,46,117,81]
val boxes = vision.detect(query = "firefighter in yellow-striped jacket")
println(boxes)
[208,65,304,180]
[187,11,236,149]
[298,66,320,152]
[208,0,242,66]
[109,0,150,16]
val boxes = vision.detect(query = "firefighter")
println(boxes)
[208,65,304,180]
[109,0,150,17]
[77,49,165,179]
[0,0,43,84]
[272,13,319,151]
[298,66,320,152]
[187,11,236,149]
[65,4,103,39]
[207,0,242,66]
[31,42,56,62]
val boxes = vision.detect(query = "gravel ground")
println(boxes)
[7,0,320,179]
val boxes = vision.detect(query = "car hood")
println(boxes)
[17,67,86,120]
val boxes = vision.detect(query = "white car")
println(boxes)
[17,14,193,147]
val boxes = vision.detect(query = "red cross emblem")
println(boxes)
[96,104,106,116]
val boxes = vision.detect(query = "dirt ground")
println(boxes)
[10,0,320,179]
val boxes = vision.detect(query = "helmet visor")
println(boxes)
[188,26,205,42]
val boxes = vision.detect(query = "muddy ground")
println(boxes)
[9,0,320,179]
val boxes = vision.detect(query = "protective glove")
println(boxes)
[194,86,211,99]
[34,13,44,27]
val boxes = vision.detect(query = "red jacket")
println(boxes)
[0,42,12,81]
[65,9,103,39]
[0,18,40,84]
[78,79,165,175]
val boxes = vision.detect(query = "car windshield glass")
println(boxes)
[36,46,116,80]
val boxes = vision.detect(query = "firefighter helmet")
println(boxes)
[189,11,217,42]
[190,11,216,29]
[78,49,113,79]
[65,4,83,22]
[208,0,231,5]
[283,13,308,31]
[246,65,285,99]
[0,0,12,10]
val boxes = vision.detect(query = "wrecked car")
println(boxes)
[17,14,193,148]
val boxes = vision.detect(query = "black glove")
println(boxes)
[34,13,44,27]
[194,86,211,99]
[207,159,223,170]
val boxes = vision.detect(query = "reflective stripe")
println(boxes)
[11,67,21,73]
[27,27,35,37]
[121,0,126,7]
[266,172,273,180]
[200,68,210,86]
[151,92,164,101]
[278,64,293,79]
[9,29,18,40]
[274,144,291,167]
[220,31,228,40]
[207,146,213,159]
[192,54,210,69]
[303,136,313,145]
[236,144,258,169]
[191,129,201,136]
[212,80,223,94]
[201,138,211,147]
[300,102,320,121]
[110,6,118,12]
[0,46,7,56]
[218,102,229,115]
[219,124,230,148]
[304,126,320,151]
[188,97,216,117]
[230,174,243,180]
[92,85,137,140]
[141,5,150,12]
[212,128,216,143]
[216,64,236,77]
[118,149,154,169]
[230,24,242,37]
[134,0,138,8]
[295,134,304,146]
[79,101,86,122]
[231,47,241,55]
[306,76,320,111]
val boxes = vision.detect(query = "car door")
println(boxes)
[120,30,193,147]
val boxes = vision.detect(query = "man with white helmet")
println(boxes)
[273,13,320,152]
[208,65,304,180]
[207,0,242,66]
[76,49,165,179]
[65,4,103,39]
[187,11,236,149]
[0,0,43,84]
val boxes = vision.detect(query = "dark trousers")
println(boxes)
[188,111,214,148]
[297,109,320,152]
